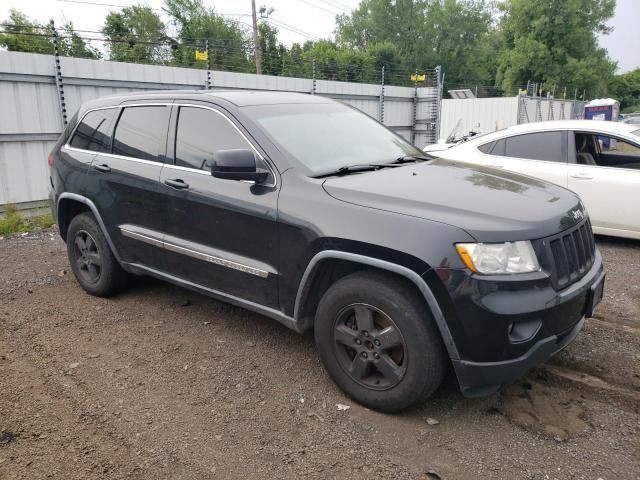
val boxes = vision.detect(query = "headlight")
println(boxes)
[455,241,540,274]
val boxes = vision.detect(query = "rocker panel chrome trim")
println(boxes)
[120,226,271,279]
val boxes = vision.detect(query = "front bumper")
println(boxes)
[453,316,584,397]
[443,250,604,397]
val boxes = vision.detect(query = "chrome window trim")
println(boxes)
[120,226,271,279]
[173,103,278,188]
[63,101,279,187]
[64,105,121,156]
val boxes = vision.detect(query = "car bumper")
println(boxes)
[445,250,604,397]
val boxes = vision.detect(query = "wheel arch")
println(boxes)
[57,193,123,263]
[293,251,460,361]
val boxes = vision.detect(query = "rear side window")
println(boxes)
[69,109,116,153]
[504,131,565,162]
[477,141,494,154]
[175,106,252,170]
[112,106,168,161]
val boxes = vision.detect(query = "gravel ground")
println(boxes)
[0,229,639,480]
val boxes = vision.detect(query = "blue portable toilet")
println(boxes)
[584,98,620,149]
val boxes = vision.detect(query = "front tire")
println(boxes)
[66,213,129,297]
[314,270,447,412]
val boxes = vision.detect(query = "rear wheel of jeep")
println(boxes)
[314,270,447,412]
[66,213,130,297]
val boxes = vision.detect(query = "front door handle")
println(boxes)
[164,178,190,189]
[570,172,593,180]
[93,163,111,173]
[489,162,504,169]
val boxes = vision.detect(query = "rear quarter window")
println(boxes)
[69,108,116,153]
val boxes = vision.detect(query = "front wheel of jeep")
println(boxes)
[314,270,447,413]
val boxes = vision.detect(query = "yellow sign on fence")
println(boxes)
[195,50,208,61]
[410,73,426,82]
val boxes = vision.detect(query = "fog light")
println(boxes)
[508,319,542,343]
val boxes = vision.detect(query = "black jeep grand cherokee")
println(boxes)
[49,91,605,412]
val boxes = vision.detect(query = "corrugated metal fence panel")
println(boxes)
[0,51,423,205]
[518,97,585,123]
[440,97,519,141]
[0,140,54,204]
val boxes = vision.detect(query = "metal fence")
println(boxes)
[0,50,442,206]
[439,96,587,141]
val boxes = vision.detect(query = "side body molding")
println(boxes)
[293,250,460,361]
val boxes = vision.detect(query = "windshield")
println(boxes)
[245,103,424,176]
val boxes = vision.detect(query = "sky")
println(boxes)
[1,0,638,73]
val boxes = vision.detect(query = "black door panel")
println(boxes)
[84,105,171,268]
[159,105,280,308]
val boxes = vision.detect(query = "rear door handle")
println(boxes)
[570,172,593,180]
[93,163,111,173]
[164,178,190,189]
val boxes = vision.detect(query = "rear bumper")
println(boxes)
[445,251,604,397]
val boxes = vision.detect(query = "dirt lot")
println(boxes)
[1,229,639,480]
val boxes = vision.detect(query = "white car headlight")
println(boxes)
[455,241,540,274]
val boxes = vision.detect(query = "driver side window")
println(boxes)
[175,107,253,170]
[574,132,640,170]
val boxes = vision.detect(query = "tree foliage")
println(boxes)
[608,69,640,112]
[0,9,99,59]
[103,6,168,64]
[0,0,629,98]
[335,0,496,85]
[163,0,252,72]
[496,0,616,97]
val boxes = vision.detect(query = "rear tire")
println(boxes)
[314,270,447,412]
[66,213,130,297]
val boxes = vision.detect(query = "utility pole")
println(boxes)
[251,0,262,75]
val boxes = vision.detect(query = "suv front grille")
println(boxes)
[539,219,596,290]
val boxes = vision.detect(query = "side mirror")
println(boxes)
[210,149,269,183]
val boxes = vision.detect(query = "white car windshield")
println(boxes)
[245,103,424,176]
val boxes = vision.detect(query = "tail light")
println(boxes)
[47,154,55,173]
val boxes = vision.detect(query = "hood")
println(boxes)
[323,159,584,242]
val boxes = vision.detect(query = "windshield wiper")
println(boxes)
[393,154,433,163]
[316,164,390,177]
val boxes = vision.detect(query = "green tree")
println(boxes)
[281,42,307,77]
[335,0,495,85]
[103,5,168,64]
[258,23,286,76]
[496,0,617,98]
[164,0,252,72]
[0,9,99,59]
[301,40,376,82]
[608,69,640,112]
[0,9,51,53]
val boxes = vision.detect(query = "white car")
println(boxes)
[424,120,640,240]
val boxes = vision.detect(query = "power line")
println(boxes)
[320,0,353,10]
[294,0,342,16]
[313,0,351,14]
[266,18,319,40]
[56,0,163,10]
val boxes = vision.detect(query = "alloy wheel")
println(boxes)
[332,303,408,390]
[73,230,102,284]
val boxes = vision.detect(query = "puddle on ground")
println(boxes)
[495,381,591,441]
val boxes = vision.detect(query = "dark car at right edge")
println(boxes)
[48,91,605,412]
